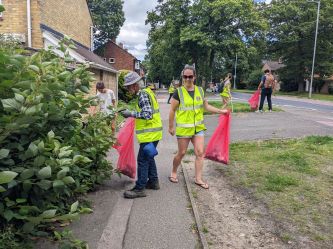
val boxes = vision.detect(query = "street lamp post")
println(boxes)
[233,53,238,89]
[308,0,321,98]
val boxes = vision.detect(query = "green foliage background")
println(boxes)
[0,39,116,247]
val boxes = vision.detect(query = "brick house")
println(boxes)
[96,40,144,76]
[0,0,118,99]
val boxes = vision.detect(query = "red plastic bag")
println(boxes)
[113,118,136,179]
[248,90,260,110]
[204,112,231,164]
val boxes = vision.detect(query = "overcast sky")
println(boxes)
[117,0,272,61]
[117,0,158,61]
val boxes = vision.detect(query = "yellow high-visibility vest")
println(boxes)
[135,88,163,143]
[168,84,175,94]
[176,86,206,137]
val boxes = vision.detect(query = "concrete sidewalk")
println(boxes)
[122,99,199,249]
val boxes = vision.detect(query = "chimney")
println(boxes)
[118,42,123,48]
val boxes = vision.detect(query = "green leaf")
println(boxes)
[41,209,57,218]
[70,201,79,213]
[38,141,45,152]
[8,180,18,189]
[28,65,40,73]
[23,180,32,192]
[57,167,69,179]
[53,180,65,188]
[36,180,52,190]
[73,155,92,163]
[0,171,18,184]
[16,198,27,204]
[58,150,72,159]
[62,176,75,185]
[58,158,72,166]
[80,86,90,93]
[0,149,10,159]
[23,222,35,233]
[79,208,93,214]
[37,166,52,179]
[33,156,45,167]
[14,93,25,103]
[25,142,39,158]
[1,98,22,111]
[48,130,55,139]
[20,169,34,180]
[0,186,6,192]
[4,210,14,221]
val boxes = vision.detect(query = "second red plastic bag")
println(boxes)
[204,112,231,164]
[248,90,260,110]
[113,118,136,179]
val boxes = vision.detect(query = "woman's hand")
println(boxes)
[218,109,229,115]
[168,126,175,136]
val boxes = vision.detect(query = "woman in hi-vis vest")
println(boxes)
[168,65,228,189]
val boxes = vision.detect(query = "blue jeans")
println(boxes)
[135,141,159,190]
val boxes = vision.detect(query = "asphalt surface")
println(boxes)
[207,91,333,113]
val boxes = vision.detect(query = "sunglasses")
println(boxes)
[183,75,194,80]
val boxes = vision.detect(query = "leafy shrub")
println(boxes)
[0,39,115,244]
[245,69,262,90]
[118,69,133,102]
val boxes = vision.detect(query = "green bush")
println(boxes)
[0,39,115,245]
[118,69,133,102]
[245,69,262,90]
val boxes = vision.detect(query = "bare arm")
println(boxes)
[203,100,228,114]
[168,98,179,136]
[258,81,263,90]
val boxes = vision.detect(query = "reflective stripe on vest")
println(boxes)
[175,86,206,136]
[135,88,163,143]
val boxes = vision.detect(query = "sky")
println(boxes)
[117,0,158,61]
[117,0,272,61]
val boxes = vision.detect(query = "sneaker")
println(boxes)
[146,180,160,190]
[123,188,147,199]
[256,110,263,113]
[269,110,272,112]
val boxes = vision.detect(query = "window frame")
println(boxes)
[109,58,115,64]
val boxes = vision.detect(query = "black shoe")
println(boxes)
[146,180,160,190]
[123,188,147,199]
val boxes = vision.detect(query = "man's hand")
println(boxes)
[120,109,135,118]
[168,126,175,136]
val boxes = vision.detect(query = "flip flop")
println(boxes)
[168,176,179,183]
[194,181,209,189]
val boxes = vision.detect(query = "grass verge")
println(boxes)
[205,101,283,115]
[216,136,333,247]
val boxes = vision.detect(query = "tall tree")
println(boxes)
[87,0,125,48]
[146,0,267,87]
[267,0,333,92]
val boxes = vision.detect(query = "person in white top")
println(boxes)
[92,82,116,133]
[95,82,116,113]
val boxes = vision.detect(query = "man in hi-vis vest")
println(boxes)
[120,71,163,198]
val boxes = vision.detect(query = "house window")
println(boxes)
[109,58,115,64]
[135,61,140,70]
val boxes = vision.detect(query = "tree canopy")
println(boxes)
[145,0,333,92]
[87,0,125,48]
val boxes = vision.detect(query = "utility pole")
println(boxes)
[233,53,238,89]
[308,0,321,98]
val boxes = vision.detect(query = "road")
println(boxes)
[206,91,333,114]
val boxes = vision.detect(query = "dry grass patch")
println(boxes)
[217,136,333,248]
